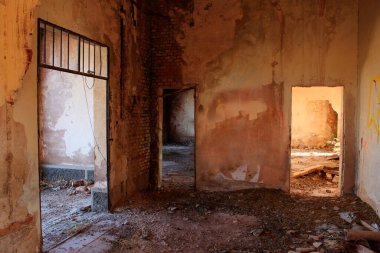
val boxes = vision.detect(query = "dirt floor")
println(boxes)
[41,146,380,252]
[43,188,380,253]
[162,144,195,189]
[291,149,340,197]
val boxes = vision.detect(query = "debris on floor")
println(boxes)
[41,147,380,252]
[162,144,194,189]
[291,149,340,197]
[40,178,97,251]
[42,188,380,252]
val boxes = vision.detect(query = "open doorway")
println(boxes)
[161,88,195,189]
[37,20,109,251]
[290,87,343,196]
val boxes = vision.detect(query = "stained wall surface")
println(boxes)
[151,0,358,192]
[357,0,380,216]
[292,87,343,149]
[164,89,195,144]
[0,0,151,251]
[39,69,96,168]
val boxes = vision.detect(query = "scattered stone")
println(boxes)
[250,228,264,236]
[80,205,91,212]
[333,206,339,211]
[308,235,321,241]
[295,247,315,252]
[357,244,376,253]
[71,179,85,187]
[168,206,177,213]
[75,186,88,193]
[84,180,94,186]
[339,212,356,223]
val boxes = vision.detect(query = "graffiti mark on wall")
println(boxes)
[367,77,380,134]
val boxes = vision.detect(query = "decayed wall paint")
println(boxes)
[0,1,41,252]
[357,0,380,216]
[0,0,150,251]
[292,87,343,149]
[39,69,95,168]
[152,0,358,192]
[165,89,195,144]
[93,79,107,185]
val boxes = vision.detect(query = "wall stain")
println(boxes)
[199,82,287,189]
[0,214,33,236]
[271,0,285,52]
[319,0,326,17]
[1,104,31,234]
[367,78,380,135]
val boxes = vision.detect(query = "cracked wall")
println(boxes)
[0,0,151,251]
[151,0,358,192]
[0,1,42,251]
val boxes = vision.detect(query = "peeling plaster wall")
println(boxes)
[357,0,380,216]
[292,87,343,149]
[0,1,42,252]
[0,0,151,251]
[151,0,358,192]
[39,69,95,168]
[164,89,195,144]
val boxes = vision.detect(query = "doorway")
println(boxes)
[161,88,195,189]
[290,86,343,196]
[37,20,109,251]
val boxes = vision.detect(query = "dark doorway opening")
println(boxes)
[161,88,195,189]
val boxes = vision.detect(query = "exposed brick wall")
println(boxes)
[123,1,152,194]
[149,0,194,188]
[109,0,153,203]
[150,0,194,88]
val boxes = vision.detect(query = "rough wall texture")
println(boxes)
[164,89,195,144]
[151,0,358,192]
[0,0,152,251]
[39,69,96,168]
[0,1,42,252]
[357,0,380,216]
[292,87,343,149]
[116,0,152,200]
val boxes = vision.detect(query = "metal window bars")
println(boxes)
[38,19,109,80]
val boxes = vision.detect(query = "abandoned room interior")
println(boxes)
[2,0,380,252]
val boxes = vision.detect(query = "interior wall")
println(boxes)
[0,1,42,252]
[357,0,380,216]
[0,0,152,251]
[292,87,343,149]
[164,89,195,144]
[151,0,358,192]
[39,69,95,168]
